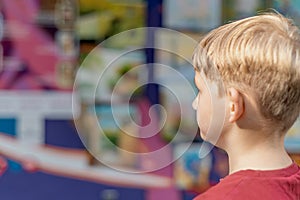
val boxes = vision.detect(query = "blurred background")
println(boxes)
[0,0,299,200]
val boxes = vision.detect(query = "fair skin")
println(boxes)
[193,70,293,174]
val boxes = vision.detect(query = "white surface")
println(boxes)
[0,134,172,188]
[0,91,80,145]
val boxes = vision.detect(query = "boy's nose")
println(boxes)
[192,96,198,110]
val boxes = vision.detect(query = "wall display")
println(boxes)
[174,143,228,193]
[221,0,237,23]
[0,11,3,70]
[76,47,145,103]
[157,67,197,142]
[174,143,212,192]
[55,59,76,88]
[163,0,221,31]
[0,0,81,168]
[55,0,78,31]
[235,0,260,19]
[222,0,274,24]
[289,153,300,166]
[285,119,300,152]
[273,0,300,26]
[154,29,199,142]
[0,0,79,144]
[90,103,140,168]
[0,1,178,200]
[75,47,146,170]
[55,31,79,58]
[77,0,147,170]
[0,0,78,90]
[55,31,79,89]
[0,91,77,145]
[77,0,146,44]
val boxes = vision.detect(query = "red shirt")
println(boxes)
[194,163,300,200]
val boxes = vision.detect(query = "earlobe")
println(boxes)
[228,88,244,123]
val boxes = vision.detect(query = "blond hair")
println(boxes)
[193,13,300,131]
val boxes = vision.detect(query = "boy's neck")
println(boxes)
[224,129,293,174]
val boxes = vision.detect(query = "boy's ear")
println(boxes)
[227,88,244,123]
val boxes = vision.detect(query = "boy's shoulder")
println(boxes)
[193,172,245,200]
[194,163,300,200]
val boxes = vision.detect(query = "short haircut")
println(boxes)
[193,12,300,132]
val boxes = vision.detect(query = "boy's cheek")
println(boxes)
[196,106,211,138]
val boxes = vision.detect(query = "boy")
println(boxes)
[192,13,300,199]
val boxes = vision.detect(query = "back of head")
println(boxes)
[193,12,300,132]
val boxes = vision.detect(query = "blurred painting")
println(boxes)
[235,0,260,19]
[274,0,300,26]
[77,0,146,46]
[163,0,221,31]
[91,103,140,168]
[285,118,300,153]
[154,29,199,142]
[174,143,212,192]
[76,48,145,102]
[174,143,229,193]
